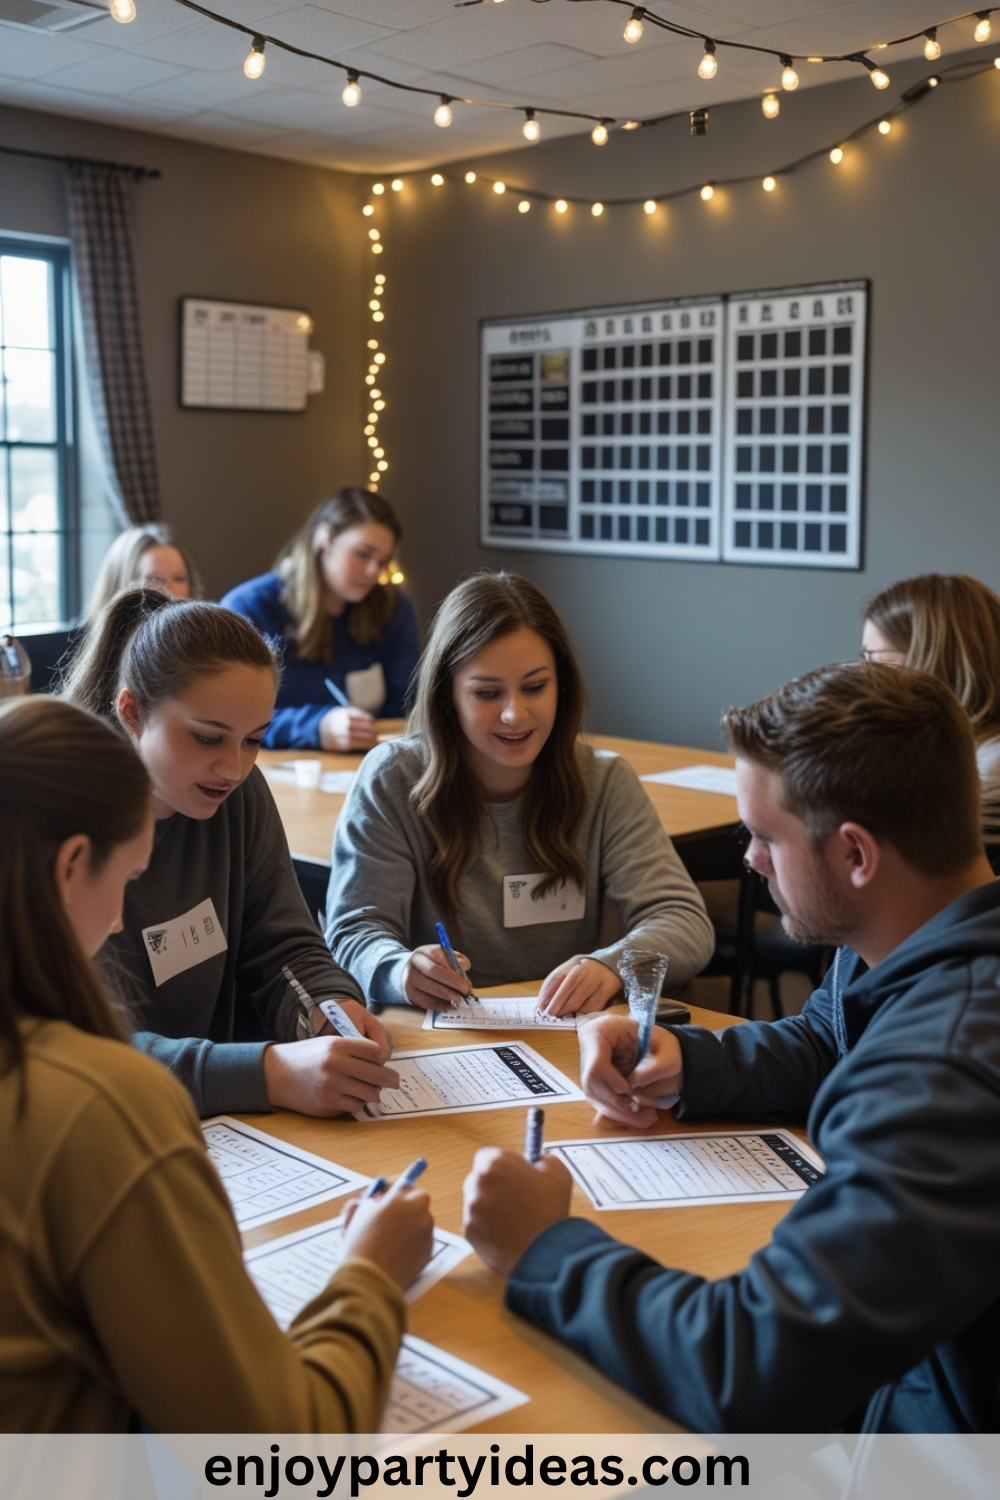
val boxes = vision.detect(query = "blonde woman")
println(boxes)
[84,523,200,622]
[222,487,420,751]
[0,695,431,1431]
[326,572,714,1017]
[862,574,1000,863]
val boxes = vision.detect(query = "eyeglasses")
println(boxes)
[859,646,902,663]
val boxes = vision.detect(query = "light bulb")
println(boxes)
[643,199,656,214]
[372,311,384,322]
[762,175,776,191]
[368,436,378,448]
[365,425,375,436]
[622,119,640,130]
[243,37,266,79]
[623,7,644,43]
[372,183,385,195]
[371,388,381,399]
[700,183,714,200]
[109,0,136,22]
[929,75,940,84]
[431,173,444,186]
[391,570,404,585]
[923,28,941,60]
[975,12,992,42]
[698,42,717,80]
[391,179,403,191]
[369,299,380,310]
[878,118,891,134]
[871,67,890,88]
[367,338,378,349]
[523,111,540,142]
[995,55,1000,66]
[372,243,383,254]
[374,350,385,361]
[374,448,384,459]
[374,398,385,409]
[591,122,609,145]
[368,228,380,241]
[493,181,505,194]
[365,375,376,385]
[555,199,568,213]
[434,98,453,127]
[781,57,799,90]
[761,91,780,119]
[342,73,361,107]
[591,202,604,216]
[464,171,476,184]
[377,460,388,471]
[518,199,531,213]
[830,146,844,164]
[362,204,374,216]
[369,474,379,485]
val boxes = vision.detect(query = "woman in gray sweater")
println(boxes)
[326,572,714,1017]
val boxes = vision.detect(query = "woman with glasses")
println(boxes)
[862,574,1000,866]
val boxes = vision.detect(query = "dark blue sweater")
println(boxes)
[507,880,1000,1433]
[221,571,420,749]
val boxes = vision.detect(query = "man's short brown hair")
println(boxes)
[723,661,983,878]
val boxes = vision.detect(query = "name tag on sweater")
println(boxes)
[503,873,585,928]
[142,897,228,987]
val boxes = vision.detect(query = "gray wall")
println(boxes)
[0,104,367,603]
[378,54,1000,747]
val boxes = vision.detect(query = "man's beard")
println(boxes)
[772,877,862,949]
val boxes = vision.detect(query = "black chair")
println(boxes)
[703,865,832,1018]
[20,628,75,693]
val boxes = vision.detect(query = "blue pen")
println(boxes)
[631,1011,680,1113]
[399,1157,427,1187]
[324,676,350,709]
[434,921,477,1006]
[524,1107,545,1164]
[363,1175,387,1199]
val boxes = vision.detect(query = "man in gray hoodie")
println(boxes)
[463,660,1000,1432]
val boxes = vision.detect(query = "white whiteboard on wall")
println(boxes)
[480,280,867,570]
[180,298,313,412]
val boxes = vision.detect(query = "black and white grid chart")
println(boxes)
[181,298,312,412]
[480,280,867,570]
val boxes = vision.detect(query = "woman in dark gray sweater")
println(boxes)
[63,588,398,1118]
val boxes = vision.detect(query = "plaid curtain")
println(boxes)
[66,163,160,525]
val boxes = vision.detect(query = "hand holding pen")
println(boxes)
[342,1157,433,1292]
[399,924,476,1009]
[318,677,377,752]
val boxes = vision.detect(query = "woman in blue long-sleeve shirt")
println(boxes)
[222,487,420,750]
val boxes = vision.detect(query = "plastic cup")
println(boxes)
[618,948,670,1030]
[293,758,323,789]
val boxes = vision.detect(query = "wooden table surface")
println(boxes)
[259,729,740,867]
[241,988,796,1434]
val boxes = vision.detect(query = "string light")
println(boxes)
[362,204,374,216]
[493,181,505,194]
[763,175,776,191]
[830,145,844,163]
[434,96,453,127]
[700,183,714,200]
[372,183,384,195]
[555,199,568,213]
[243,36,266,79]
[698,40,718,79]
[995,54,1000,64]
[109,0,136,21]
[871,66,891,88]
[518,199,531,212]
[781,56,799,90]
[924,27,942,59]
[523,110,540,142]
[643,199,657,213]
[622,120,640,130]
[342,70,361,107]
[975,11,992,40]
[391,179,403,191]
[591,202,604,216]
[591,122,609,145]
[624,7,644,43]
[368,228,379,240]
[878,118,892,133]
[762,91,780,118]
[431,173,444,186]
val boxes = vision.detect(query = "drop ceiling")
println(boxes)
[0,0,981,171]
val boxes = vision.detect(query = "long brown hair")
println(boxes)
[84,524,203,624]
[275,487,402,661]
[865,575,1000,739]
[0,696,151,1080]
[62,588,280,726]
[409,572,587,919]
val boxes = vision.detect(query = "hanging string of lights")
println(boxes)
[106,0,1000,144]
[361,207,391,490]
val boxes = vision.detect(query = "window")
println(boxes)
[0,242,72,632]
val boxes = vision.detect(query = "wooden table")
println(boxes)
[259,730,741,877]
[241,989,797,1433]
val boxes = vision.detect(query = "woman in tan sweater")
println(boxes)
[0,696,432,1433]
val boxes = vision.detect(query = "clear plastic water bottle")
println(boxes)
[0,634,31,698]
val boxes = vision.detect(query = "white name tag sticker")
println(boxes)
[142,897,228,988]
[503,873,585,928]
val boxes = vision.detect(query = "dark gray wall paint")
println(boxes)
[376,54,1000,746]
[0,104,367,603]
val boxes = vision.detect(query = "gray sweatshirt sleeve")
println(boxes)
[325,745,420,1009]
[237,769,365,1036]
[587,754,716,986]
[131,1033,272,1117]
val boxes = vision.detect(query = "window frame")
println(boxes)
[0,235,78,633]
